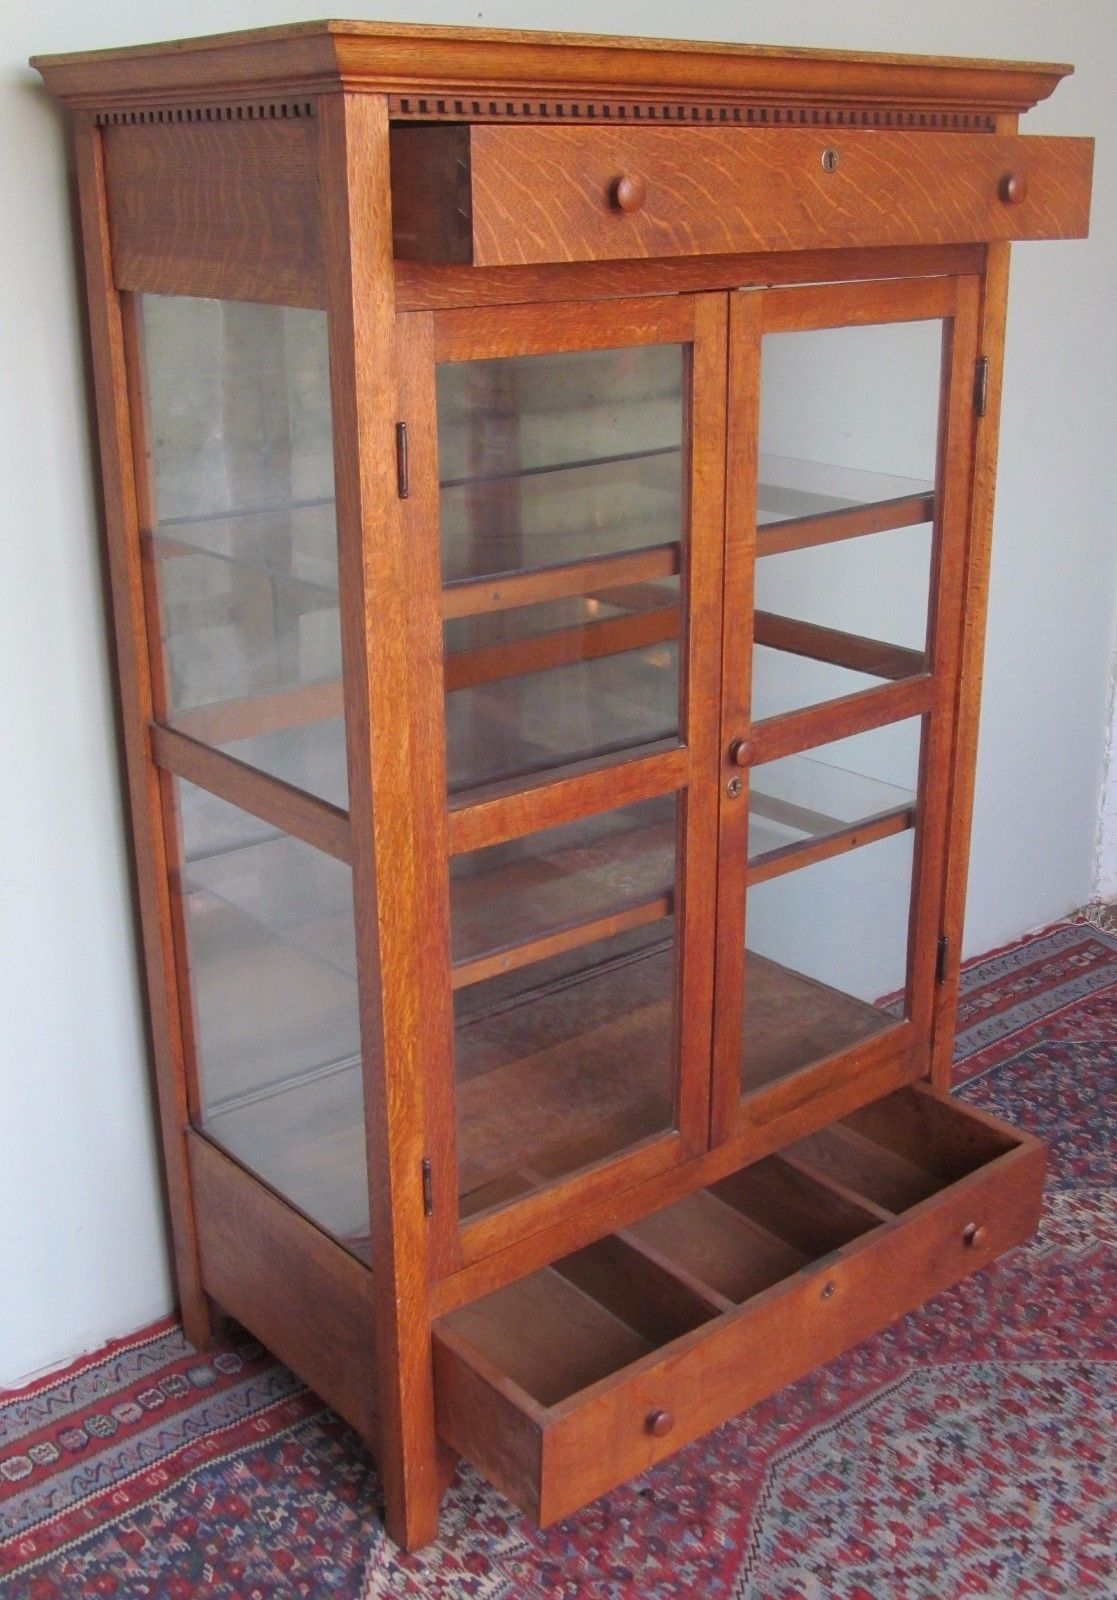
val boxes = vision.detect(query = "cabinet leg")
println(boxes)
[378,1430,455,1552]
[383,1471,444,1553]
[436,1437,460,1502]
[179,1288,218,1352]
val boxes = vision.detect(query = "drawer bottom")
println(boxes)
[433,1083,1045,1526]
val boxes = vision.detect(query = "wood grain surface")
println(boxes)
[433,1083,1044,1525]
[394,126,1092,266]
[33,22,1073,117]
[104,118,323,304]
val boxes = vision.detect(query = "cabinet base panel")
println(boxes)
[187,1131,380,1453]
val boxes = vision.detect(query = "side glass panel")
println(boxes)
[174,780,369,1260]
[139,296,346,806]
[752,320,940,721]
[436,340,688,1224]
[438,346,684,795]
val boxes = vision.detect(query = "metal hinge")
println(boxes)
[395,421,410,498]
[935,934,950,986]
[421,1156,432,1217]
[973,356,989,418]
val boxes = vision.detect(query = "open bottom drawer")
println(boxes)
[433,1083,1044,1526]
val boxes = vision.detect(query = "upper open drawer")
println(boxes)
[391,125,1093,266]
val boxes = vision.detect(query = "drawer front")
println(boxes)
[433,1084,1045,1526]
[391,125,1093,266]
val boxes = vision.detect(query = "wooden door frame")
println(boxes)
[710,271,982,1148]
[394,290,729,1276]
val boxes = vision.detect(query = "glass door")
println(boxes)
[400,295,727,1267]
[713,276,981,1145]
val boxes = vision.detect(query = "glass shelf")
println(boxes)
[440,451,681,587]
[178,718,350,808]
[748,750,914,864]
[183,832,359,983]
[151,451,929,589]
[150,502,338,591]
[756,453,934,529]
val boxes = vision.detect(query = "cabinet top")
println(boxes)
[32,19,1072,122]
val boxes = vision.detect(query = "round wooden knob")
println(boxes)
[962,1222,988,1249]
[730,738,753,767]
[646,1408,674,1438]
[999,172,1027,205]
[610,174,647,214]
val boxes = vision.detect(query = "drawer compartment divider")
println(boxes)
[434,1084,1045,1527]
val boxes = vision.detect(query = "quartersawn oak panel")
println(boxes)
[32,22,1074,117]
[188,1130,379,1449]
[103,116,324,305]
[391,125,1093,265]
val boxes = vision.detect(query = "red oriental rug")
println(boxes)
[2,919,1115,1598]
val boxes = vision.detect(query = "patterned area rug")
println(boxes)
[2,920,1115,1598]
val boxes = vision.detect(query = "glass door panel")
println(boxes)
[444,576,680,793]
[752,318,940,723]
[437,345,682,578]
[454,910,678,1219]
[450,794,678,1217]
[421,297,722,1249]
[742,830,913,1091]
[137,295,346,806]
[715,276,979,1143]
[439,344,684,797]
[748,719,920,875]
[450,794,676,980]
[741,718,922,1094]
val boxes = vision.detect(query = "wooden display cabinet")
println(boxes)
[34,22,1093,1550]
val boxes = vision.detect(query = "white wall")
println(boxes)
[2,0,1115,1386]
[1097,680,1117,901]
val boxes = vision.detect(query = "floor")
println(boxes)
[1,916,1114,1599]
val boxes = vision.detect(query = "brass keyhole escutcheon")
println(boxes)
[821,147,840,172]
[726,776,743,799]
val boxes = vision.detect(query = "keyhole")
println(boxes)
[821,147,840,173]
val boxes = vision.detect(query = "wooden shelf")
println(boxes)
[740,954,896,1092]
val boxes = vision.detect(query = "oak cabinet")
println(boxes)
[34,21,1092,1551]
